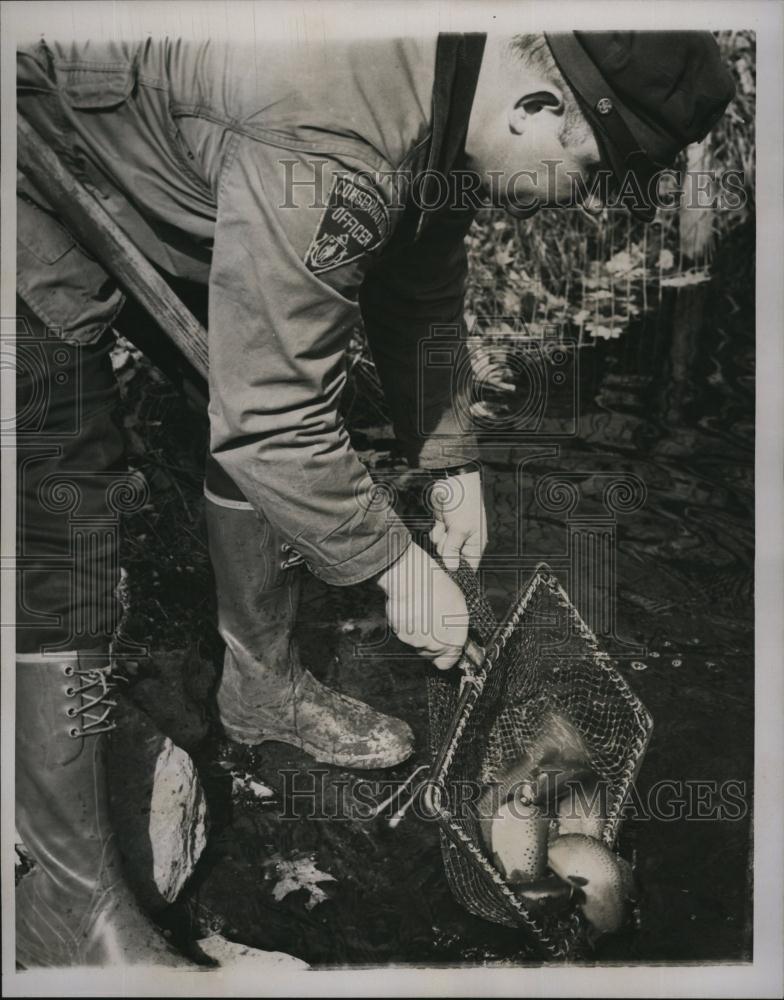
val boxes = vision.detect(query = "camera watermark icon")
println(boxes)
[418,321,579,442]
[349,455,649,660]
[1,315,83,440]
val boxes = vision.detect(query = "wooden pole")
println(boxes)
[17,115,209,379]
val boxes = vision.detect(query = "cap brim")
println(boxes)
[546,33,659,223]
[589,126,658,223]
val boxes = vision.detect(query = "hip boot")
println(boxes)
[15,650,192,967]
[206,493,414,769]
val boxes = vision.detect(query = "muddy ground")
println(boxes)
[109,224,754,966]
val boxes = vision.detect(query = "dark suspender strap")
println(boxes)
[439,33,487,173]
[416,32,486,235]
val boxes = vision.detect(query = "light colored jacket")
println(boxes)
[17,34,483,584]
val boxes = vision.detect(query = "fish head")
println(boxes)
[547,833,630,936]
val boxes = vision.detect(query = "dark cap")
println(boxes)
[544,32,736,221]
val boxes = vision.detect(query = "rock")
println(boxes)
[109,692,208,910]
[149,736,209,902]
[197,934,308,969]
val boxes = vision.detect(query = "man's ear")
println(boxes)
[508,85,565,135]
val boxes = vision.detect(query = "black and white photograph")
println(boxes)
[1,1,782,996]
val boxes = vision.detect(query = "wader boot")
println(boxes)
[205,493,414,769]
[15,651,191,968]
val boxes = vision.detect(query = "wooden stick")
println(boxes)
[17,115,209,379]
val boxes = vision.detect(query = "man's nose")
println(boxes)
[581,189,604,217]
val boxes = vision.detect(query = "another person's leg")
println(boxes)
[14,298,189,967]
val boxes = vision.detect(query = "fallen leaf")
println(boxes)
[268,854,337,910]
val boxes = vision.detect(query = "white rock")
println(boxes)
[231,771,274,800]
[197,934,308,969]
[148,736,208,902]
[247,779,274,799]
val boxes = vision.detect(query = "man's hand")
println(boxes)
[429,469,487,572]
[376,542,468,670]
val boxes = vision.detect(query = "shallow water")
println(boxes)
[117,229,754,965]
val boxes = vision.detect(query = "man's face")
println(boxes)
[482,109,603,217]
[466,45,605,217]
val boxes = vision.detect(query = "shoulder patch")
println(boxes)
[303,175,389,275]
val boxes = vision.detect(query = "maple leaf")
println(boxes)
[268,854,337,911]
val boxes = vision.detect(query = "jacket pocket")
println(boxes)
[17,193,125,345]
[17,195,75,263]
[54,59,137,109]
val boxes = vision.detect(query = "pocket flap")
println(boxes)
[18,195,76,264]
[54,60,136,109]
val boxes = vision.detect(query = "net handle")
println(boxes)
[421,543,502,818]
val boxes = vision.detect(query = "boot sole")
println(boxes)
[222,726,415,770]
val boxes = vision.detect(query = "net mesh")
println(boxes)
[427,562,653,960]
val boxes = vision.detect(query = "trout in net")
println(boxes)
[425,560,652,960]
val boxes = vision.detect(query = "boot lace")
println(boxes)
[64,663,121,738]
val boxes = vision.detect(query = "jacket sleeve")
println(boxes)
[358,206,479,470]
[207,138,411,586]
